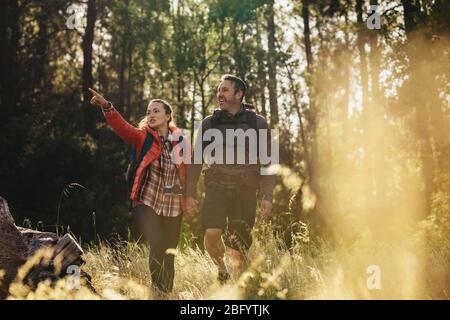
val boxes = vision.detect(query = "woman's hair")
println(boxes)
[138,98,174,129]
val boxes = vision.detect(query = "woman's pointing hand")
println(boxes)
[88,88,109,109]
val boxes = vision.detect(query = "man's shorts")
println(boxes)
[201,182,257,252]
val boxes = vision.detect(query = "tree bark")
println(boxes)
[282,59,310,179]
[402,0,436,216]
[356,0,375,206]
[36,8,49,95]
[82,0,97,134]
[191,80,197,148]
[126,28,133,120]
[118,0,130,114]
[265,0,279,127]
[0,0,20,120]
[176,77,187,129]
[302,0,313,70]
[255,11,267,117]
[368,0,387,202]
[0,197,88,299]
[301,0,318,191]
[342,12,351,145]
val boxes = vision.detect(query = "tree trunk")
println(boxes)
[300,0,328,233]
[36,10,49,95]
[356,0,375,206]
[282,59,311,179]
[0,197,28,298]
[118,0,129,113]
[302,0,318,190]
[342,12,351,146]
[368,0,387,203]
[255,10,267,117]
[82,0,97,134]
[231,22,245,80]
[200,78,206,119]
[265,0,279,127]
[402,0,436,216]
[302,0,313,70]
[402,0,421,34]
[126,30,133,119]
[176,76,187,129]
[191,80,197,147]
[0,197,89,299]
[0,0,20,120]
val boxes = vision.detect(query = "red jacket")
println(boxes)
[103,107,188,214]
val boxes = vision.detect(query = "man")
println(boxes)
[185,74,276,282]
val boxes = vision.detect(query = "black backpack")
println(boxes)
[209,103,260,164]
[125,132,154,192]
[210,103,258,130]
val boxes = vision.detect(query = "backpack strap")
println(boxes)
[126,131,154,202]
[132,131,154,163]
[210,109,222,129]
[209,107,259,160]
[210,106,258,130]
[246,109,259,158]
[245,109,257,131]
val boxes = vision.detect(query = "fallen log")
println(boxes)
[0,196,92,299]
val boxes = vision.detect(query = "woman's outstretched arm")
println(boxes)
[89,88,144,148]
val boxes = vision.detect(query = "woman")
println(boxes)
[88,88,193,293]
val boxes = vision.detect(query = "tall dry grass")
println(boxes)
[2,219,449,300]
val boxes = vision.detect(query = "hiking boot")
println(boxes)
[218,270,230,284]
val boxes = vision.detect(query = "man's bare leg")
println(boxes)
[229,248,248,276]
[204,228,228,276]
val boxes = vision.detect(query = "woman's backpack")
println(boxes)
[125,132,154,192]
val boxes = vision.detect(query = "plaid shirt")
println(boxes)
[137,135,182,217]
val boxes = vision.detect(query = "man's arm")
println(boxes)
[185,117,212,199]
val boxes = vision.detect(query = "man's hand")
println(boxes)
[184,197,199,218]
[88,88,109,109]
[260,199,273,219]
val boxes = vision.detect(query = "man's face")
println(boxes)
[217,80,243,110]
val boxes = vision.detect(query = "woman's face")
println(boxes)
[146,102,170,129]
